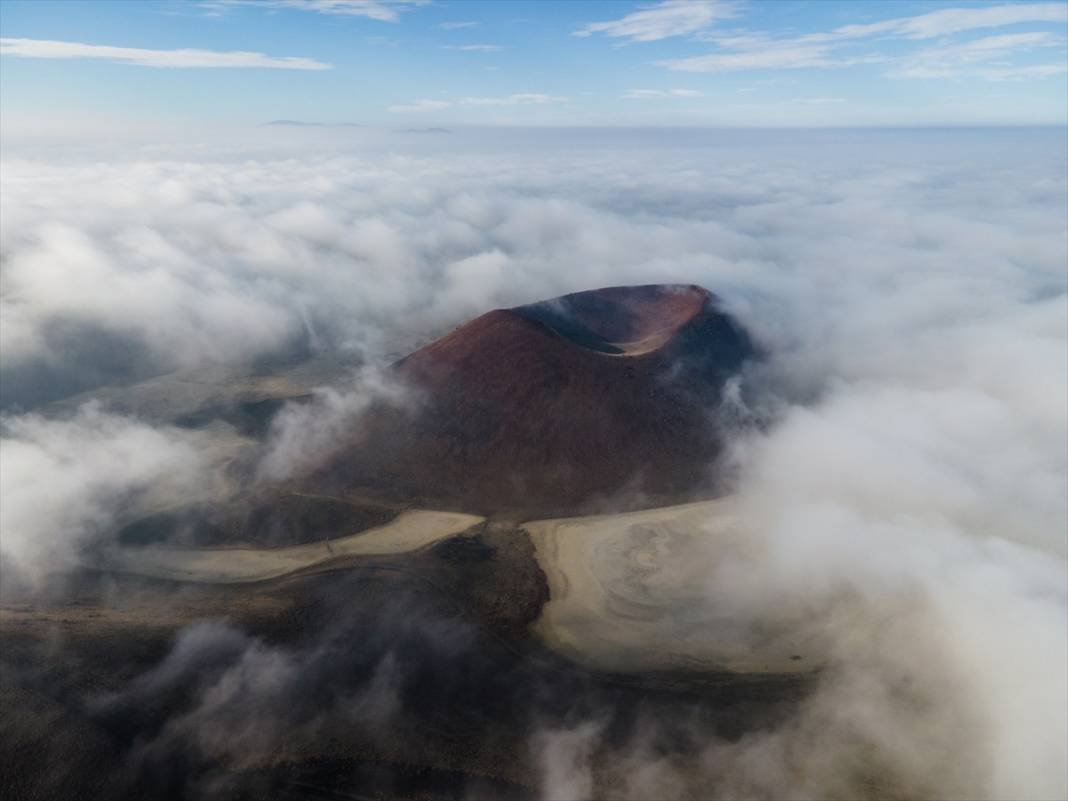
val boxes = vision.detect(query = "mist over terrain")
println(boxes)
[1,127,1066,799]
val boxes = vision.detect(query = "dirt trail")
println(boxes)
[103,510,484,583]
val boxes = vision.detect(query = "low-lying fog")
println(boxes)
[2,126,1065,799]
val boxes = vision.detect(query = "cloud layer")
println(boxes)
[0,128,1065,797]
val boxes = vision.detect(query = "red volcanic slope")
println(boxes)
[310,285,755,515]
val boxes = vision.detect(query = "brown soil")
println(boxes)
[307,285,755,515]
[117,493,399,548]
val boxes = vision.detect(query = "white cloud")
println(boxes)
[3,132,1064,406]
[458,92,565,106]
[446,44,505,52]
[660,42,851,73]
[655,3,1067,76]
[896,61,1068,81]
[257,367,407,481]
[0,404,217,586]
[624,88,702,99]
[892,31,1068,80]
[831,2,1068,41]
[535,722,604,801]
[439,21,479,30]
[574,0,737,42]
[208,0,429,22]
[386,99,452,112]
[387,93,566,112]
[918,30,1063,59]
[0,38,331,69]
[975,62,1068,80]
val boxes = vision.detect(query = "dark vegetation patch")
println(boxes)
[0,530,806,801]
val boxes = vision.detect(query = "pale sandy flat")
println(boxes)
[525,497,817,674]
[103,510,483,584]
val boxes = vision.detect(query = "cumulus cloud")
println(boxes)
[713,381,1066,798]
[528,367,1067,798]
[2,129,1064,411]
[0,404,219,589]
[0,38,331,69]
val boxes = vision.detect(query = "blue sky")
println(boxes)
[1,0,1066,131]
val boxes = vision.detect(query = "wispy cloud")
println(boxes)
[458,93,566,107]
[386,99,452,113]
[0,38,331,69]
[973,63,1068,80]
[387,93,566,113]
[658,3,1068,76]
[439,21,479,30]
[660,41,864,73]
[894,59,1068,81]
[574,0,737,43]
[624,88,702,99]
[917,30,1063,57]
[891,31,1067,79]
[446,44,505,53]
[828,2,1068,41]
[205,0,429,22]
[789,97,847,105]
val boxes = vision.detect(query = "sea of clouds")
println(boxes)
[1,126,1065,798]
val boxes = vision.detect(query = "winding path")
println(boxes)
[103,510,483,584]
